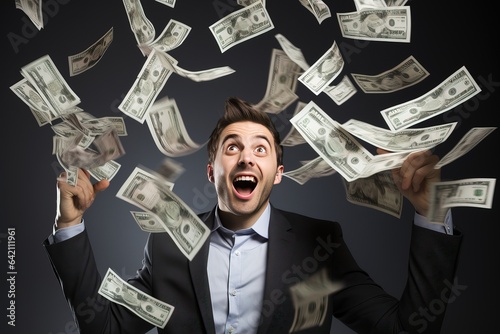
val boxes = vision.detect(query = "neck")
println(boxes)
[218,204,269,231]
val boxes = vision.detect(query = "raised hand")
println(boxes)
[55,169,110,229]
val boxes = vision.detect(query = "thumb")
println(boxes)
[93,179,110,194]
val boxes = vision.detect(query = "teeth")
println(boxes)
[234,176,256,183]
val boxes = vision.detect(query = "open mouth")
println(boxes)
[233,175,257,196]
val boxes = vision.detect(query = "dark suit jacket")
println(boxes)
[44,205,462,334]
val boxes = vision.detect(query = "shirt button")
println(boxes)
[231,289,237,296]
[234,250,240,256]
[228,327,235,334]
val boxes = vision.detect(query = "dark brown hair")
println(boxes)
[207,97,283,166]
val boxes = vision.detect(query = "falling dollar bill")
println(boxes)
[116,166,210,260]
[289,101,375,181]
[298,41,344,95]
[122,0,155,47]
[341,170,402,218]
[435,127,497,169]
[88,159,122,181]
[68,27,114,76]
[98,268,174,328]
[353,0,387,11]
[290,101,416,181]
[20,54,81,116]
[274,33,310,71]
[139,19,191,55]
[254,48,301,113]
[351,55,429,93]
[15,0,43,30]
[162,54,235,82]
[427,178,496,223]
[289,268,342,333]
[337,6,411,42]
[380,66,481,132]
[118,50,176,123]
[283,156,336,185]
[10,77,54,125]
[322,75,357,105]
[145,96,204,157]
[298,0,332,24]
[130,211,166,233]
[209,0,274,53]
[280,101,308,146]
[341,119,457,152]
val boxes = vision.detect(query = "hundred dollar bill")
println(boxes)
[209,0,274,53]
[337,6,411,43]
[427,178,496,223]
[130,211,166,233]
[323,75,357,105]
[58,127,126,170]
[253,87,298,114]
[380,66,481,132]
[289,268,342,333]
[99,268,174,328]
[68,27,114,76]
[116,166,209,260]
[145,97,204,157]
[161,54,235,82]
[298,41,344,95]
[139,19,191,55]
[275,33,310,71]
[435,127,497,169]
[341,170,402,218]
[88,159,121,182]
[21,54,81,116]
[155,0,176,7]
[254,49,301,112]
[283,156,336,185]
[341,119,457,152]
[358,149,418,179]
[385,0,408,5]
[83,116,128,136]
[10,77,54,125]
[118,50,176,123]
[15,0,43,30]
[156,157,185,183]
[280,102,308,146]
[290,101,375,181]
[298,0,332,24]
[351,55,429,93]
[237,0,266,5]
[353,0,387,11]
[122,0,155,47]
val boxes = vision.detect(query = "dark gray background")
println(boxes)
[2,1,498,333]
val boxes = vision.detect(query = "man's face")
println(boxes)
[207,121,284,222]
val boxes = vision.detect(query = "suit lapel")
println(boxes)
[258,206,296,333]
[189,208,216,334]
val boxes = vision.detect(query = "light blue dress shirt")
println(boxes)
[207,205,270,334]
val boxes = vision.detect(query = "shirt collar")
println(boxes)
[213,203,270,240]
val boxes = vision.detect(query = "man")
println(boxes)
[44,97,462,333]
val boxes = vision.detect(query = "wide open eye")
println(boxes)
[255,146,267,154]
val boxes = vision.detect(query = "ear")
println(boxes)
[274,165,284,185]
[207,164,214,183]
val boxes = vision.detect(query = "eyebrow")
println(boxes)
[221,133,273,148]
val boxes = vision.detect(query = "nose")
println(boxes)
[238,148,254,166]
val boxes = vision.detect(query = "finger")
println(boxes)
[400,150,437,192]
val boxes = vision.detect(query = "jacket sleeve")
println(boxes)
[43,229,156,334]
[331,223,462,334]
